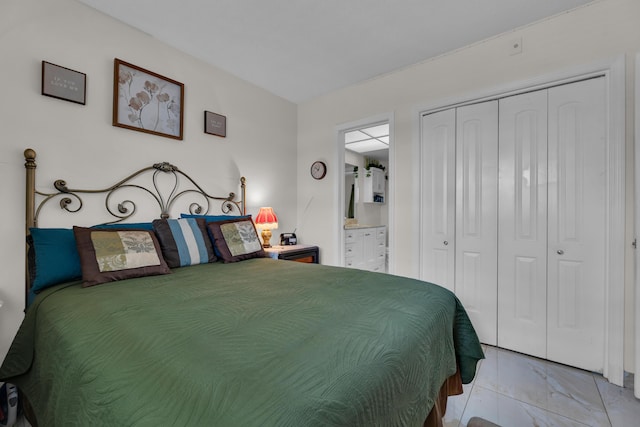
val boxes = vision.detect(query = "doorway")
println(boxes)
[337,114,394,273]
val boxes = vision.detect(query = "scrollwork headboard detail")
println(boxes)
[24,148,246,305]
[24,148,246,230]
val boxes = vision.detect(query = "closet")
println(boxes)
[420,77,606,372]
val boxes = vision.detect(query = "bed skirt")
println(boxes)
[21,370,463,427]
[424,369,463,427]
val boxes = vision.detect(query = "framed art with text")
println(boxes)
[204,111,227,137]
[41,61,86,105]
[113,58,184,140]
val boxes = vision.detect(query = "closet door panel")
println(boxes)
[420,109,456,291]
[456,101,498,345]
[498,91,548,358]
[547,77,606,372]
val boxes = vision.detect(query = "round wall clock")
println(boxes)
[310,161,327,180]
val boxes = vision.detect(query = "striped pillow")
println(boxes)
[152,218,216,268]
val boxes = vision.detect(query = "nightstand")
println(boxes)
[264,244,319,264]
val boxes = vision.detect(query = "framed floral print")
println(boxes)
[113,59,184,140]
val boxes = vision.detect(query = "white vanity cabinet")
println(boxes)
[344,225,386,272]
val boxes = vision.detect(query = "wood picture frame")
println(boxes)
[113,58,184,140]
[41,61,86,105]
[204,111,227,137]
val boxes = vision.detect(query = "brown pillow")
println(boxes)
[73,226,171,287]
[206,217,266,263]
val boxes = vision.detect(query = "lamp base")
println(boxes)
[261,229,273,248]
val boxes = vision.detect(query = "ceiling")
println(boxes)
[76,0,594,104]
[345,123,389,160]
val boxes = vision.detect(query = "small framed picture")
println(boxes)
[41,61,86,105]
[204,111,227,137]
[113,58,184,140]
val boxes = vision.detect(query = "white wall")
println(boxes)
[0,0,297,360]
[297,0,639,371]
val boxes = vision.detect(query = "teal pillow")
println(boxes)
[180,214,249,222]
[28,228,82,294]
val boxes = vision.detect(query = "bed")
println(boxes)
[0,149,483,427]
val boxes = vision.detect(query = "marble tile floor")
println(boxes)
[446,345,640,427]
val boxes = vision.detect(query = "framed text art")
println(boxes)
[204,111,227,137]
[41,61,86,105]
[113,58,184,140]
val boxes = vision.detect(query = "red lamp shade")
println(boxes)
[255,207,278,229]
[255,207,278,248]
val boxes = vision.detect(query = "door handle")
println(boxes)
[557,249,564,255]
[443,241,448,246]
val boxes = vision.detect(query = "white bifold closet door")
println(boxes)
[421,77,607,372]
[546,78,606,371]
[420,102,498,345]
[498,78,606,372]
[497,90,549,358]
[455,101,499,346]
[420,109,456,292]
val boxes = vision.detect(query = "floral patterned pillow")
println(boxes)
[73,226,171,287]
[206,217,266,263]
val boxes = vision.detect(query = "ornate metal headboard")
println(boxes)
[24,148,246,302]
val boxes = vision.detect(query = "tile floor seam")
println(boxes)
[457,348,484,426]
[592,373,615,427]
[472,383,600,426]
[456,380,476,427]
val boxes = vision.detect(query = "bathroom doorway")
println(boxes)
[337,114,393,273]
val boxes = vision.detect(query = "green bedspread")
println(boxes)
[1,259,483,427]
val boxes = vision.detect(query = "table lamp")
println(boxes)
[255,207,278,248]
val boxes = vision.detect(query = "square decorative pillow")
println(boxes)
[181,214,251,257]
[73,226,171,287]
[206,217,266,263]
[152,218,216,268]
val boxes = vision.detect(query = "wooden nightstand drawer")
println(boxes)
[264,245,319,264]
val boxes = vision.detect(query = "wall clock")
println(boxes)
[310,161,327,180]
